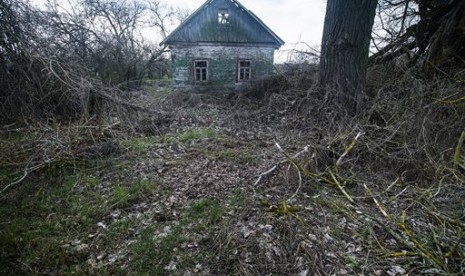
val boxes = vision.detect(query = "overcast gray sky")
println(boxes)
[31,0,327,62]
[165,0,327,62]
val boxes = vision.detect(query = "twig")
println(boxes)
[0,157,50,195]
[392,186,409,199]
[254,143,309,186]
[0,168,29,194]
[329,168,354,203]
[336,131,364,166]
[398,211,449,272]
[287,160,303,202]
[254,165,279,186]
[384,177,400,193]
[102,121,121,131]
[453,130,465,172]
[364,183,389,217]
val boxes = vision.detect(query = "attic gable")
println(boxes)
[161,0,284,48]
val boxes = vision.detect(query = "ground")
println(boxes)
[0,81,464,275]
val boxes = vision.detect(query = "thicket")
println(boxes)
[0,0,464,273]
[0,0,177,123]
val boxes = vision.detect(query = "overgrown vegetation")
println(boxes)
[1,0,464,275]
[1,64,463,274]
[0,0,180,123]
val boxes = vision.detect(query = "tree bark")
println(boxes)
[319,0,378,114]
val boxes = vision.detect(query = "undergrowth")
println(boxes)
[0,65,464,275]
[245,66,465,274]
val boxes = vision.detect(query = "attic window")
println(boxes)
[194,60,208,82]
[238,60,251,81]
[218,9,230,24]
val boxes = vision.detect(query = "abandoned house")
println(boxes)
[160,0,284,91]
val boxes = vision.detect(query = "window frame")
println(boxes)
[193,59,209,83]
[218,9,230,25]
[237,59,252,82]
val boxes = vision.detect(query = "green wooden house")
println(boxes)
[160,0,284,91]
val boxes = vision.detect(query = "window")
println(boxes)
[238,60,251,81]
[194,60,208,82]
[218,9,229,24]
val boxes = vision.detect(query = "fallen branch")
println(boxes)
[453,130,465,172]
[364,183,389,217]
[253,143,309,186]
[329,168,354,203]
[336,131,364,166]
[0,161,48,195]
[1,167,29,195]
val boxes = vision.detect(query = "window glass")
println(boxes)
[194,60,208,82]
[218,9,230,24]
[238,60,251,81]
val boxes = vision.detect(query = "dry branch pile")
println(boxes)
[244,66,465,274]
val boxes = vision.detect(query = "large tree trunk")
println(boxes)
[319,0,378,114]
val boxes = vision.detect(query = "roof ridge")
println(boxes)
[160,0,284,47]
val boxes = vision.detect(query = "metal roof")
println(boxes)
[160,0,284,48]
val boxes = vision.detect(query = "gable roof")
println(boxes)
[160,0,284,48]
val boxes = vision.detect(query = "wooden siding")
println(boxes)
[171,45,275,90]
[163,0,283,47]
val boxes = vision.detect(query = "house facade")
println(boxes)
[160,0,284,91]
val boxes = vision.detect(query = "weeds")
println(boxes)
[0,171,105,274]
[0,121,123,195]
[121,136,159,152]
[177,127,219,142]
[108,180,159,208]
[247,68,465,274]
[1,63,464,275]
[126,198,227,275]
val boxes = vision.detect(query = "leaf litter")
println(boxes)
[2,82,464,275]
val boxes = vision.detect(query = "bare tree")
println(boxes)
[0,0,184,122]
[371,0,418,53]
[370,0,465,73]
[38,0,180,87]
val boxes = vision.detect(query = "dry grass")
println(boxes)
[1,65,464,275]
[203,65,464,273]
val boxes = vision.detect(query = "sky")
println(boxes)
[31,0,327,63]
[164,0,327,62]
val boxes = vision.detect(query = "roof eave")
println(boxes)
[164,41,282,48]
[159,0,214,46]
[232,0,285,46]
[160,0,285,48]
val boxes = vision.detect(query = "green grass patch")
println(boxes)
[228,187,244,207]
[144,83,171,99]
[188,198,223,224]
[126,198,225,274]
[128,224,188,274]
[177,127,219,142]
[0,172,105,274]
[188,135,257,165]
[0,164,163,275]
[121,136,159,152]
[108,179,159,209]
